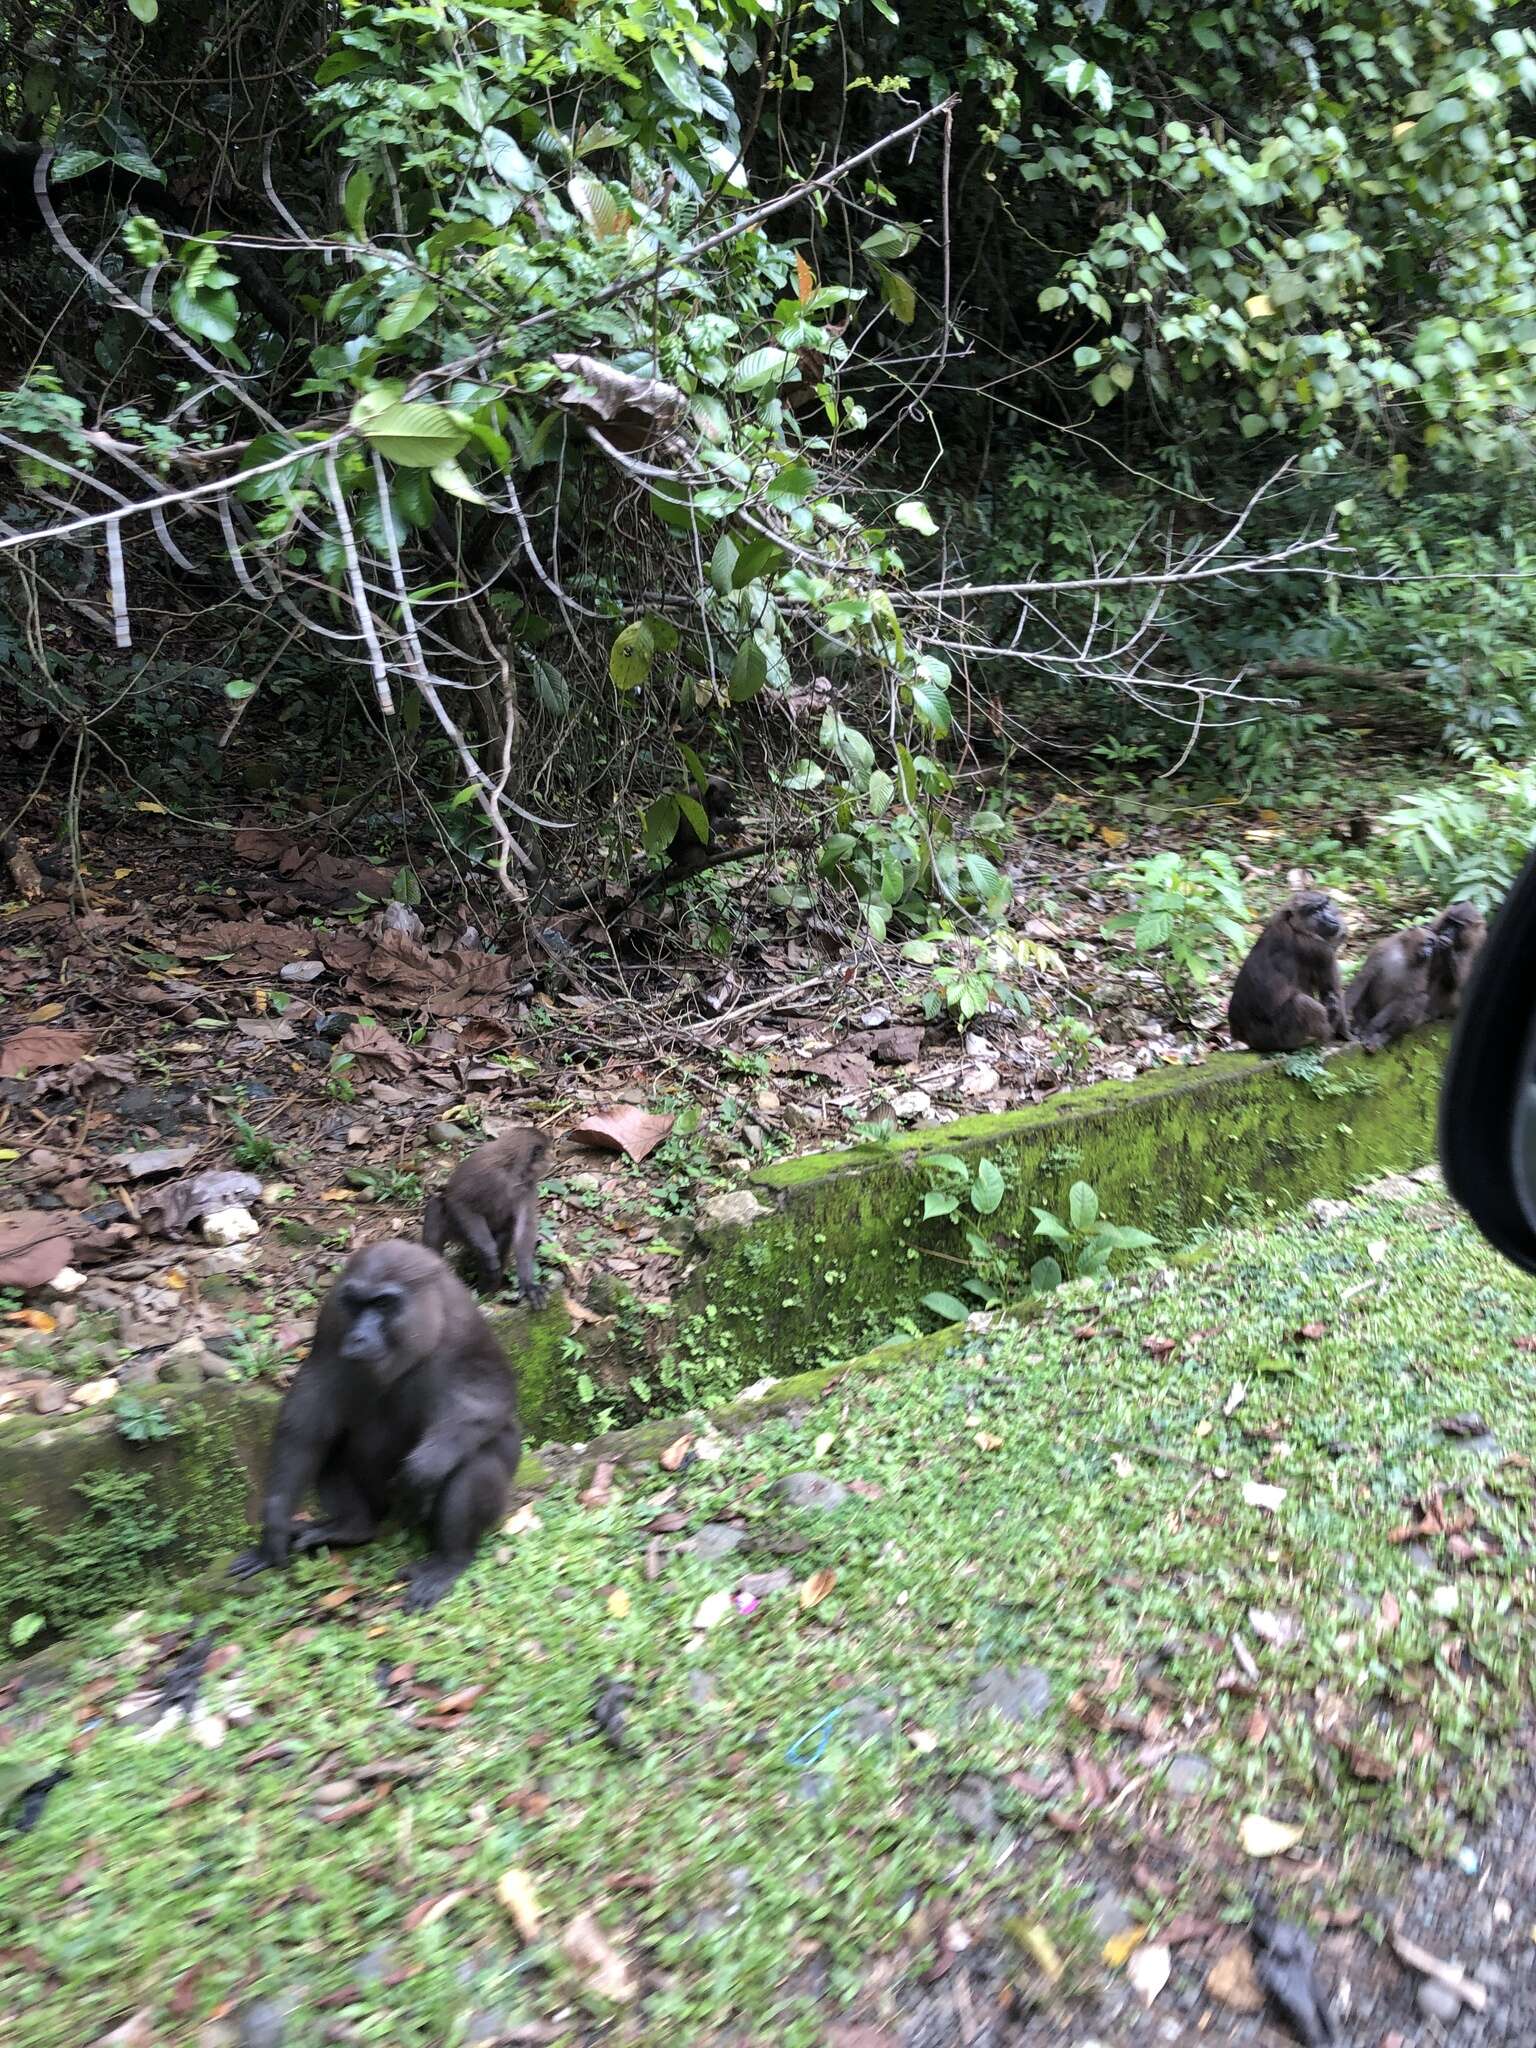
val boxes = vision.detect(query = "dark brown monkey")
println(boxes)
[1426,900,1487,1018]
[664,774,741,878]
[230,1241,519,1611]
[1228,891,1348,1052]
[1346,924,1439,1051]
[423,1126,551,1304]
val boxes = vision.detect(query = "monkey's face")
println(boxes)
[1293,892,1343,943]
[1438,902,1485,951]
[337,1280,410,1377]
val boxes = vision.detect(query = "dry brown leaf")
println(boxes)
[973,1430,1004,1452]
[1379,1589,1401,1632]
[1206,1942,1265,2014]
[659,1434,694,1472]
[338,1020,413,1073]
[561,1909,638,2003]
[1296,1321,1327,1341]
[579,1460,616,1508]
[1344,1742,1396,1783]
[497,1867,542,1944]
[0,1211,74,1291]
[1238,1812,1303,1858]
[1126,1941,1171,2006]
[798,1568,837,1610]
[1141,1336,1176,1358]
[568,1106,675,1164]
[404,1888,465,1933]
[6,1307,56,1333]
[1,1026,91,1077]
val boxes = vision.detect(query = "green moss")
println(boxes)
[679,1031,1448,1389]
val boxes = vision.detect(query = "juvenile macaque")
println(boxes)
[1347,924,1438,1051]
[230,1242,520,1611]
[423,1126,551,1303]
[1427,900,1486,1018]
[665,774,741,878]
[1228,892,1348,1053]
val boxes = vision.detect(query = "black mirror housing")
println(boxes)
[1439,845,1536,1273]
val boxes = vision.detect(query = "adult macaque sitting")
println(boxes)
[1228,891,1348,1052]
[230,1242,520,1611]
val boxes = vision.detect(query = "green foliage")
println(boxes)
[1103,851,1252,993]
[112,1394,178,1445]
[921,1152,1016,1317]
[1383,757,1536,909]
[1028,1181,1159,1292]
[227,1114,279,1173]
[900,924,1065,1025]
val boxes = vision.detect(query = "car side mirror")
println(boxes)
[1440,848,1536,1273]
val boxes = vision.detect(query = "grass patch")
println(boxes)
[2,1175,1534,2044]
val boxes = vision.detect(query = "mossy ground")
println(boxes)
[3,1173,1534,2045]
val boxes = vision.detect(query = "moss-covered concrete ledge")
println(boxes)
[666,1029,1450,1399]
[1,1032,1445,1640]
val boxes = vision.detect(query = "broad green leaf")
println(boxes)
[922,1291,972,1324]
[168,282,239,345]
[894,499,939,538]
[1038,285,1069,311]
[728,637,769,703]
[909,681,951,735]
[653,44,703,114]
[128,0,157,20]
[1069,1180,1099,1229]
[351,394,469,468]
[878,267,916,323]
[123,215,165,265]
[224,677,256,701]
[867,768,895,816]
[430,460,488,506]
[1030,1255,1064,1292]
[731,347,793,392]
[923,1190,959,1220]
[971,1158,1006,1214]
[377,284,438,341]
[343,167,374,241]
[641,795,680,856]
[609,620,656,692]
[677,794,709,844]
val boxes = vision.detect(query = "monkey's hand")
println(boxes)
[229,1517,296,1578]
[519,1280,549,1310]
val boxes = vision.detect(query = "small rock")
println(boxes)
[696,1189,771,1240]
[754,1088,781,1114]
[200,1354,243,1382]
[859,1004,892,1029]
[71,1377,119,1409]
[692,1523,745,1562]
[961,1066,1000,1095]
[889,1088,932,1121]
[776,1472,850,1512]
[31,1384,68,1415]
[236,1997,292,2048]
[1473,1960,1511,1991]
[46,1266,86,1296]
[949,1771,1002,1836]
[962,1663,1051,1726]
[201,1207,258,1247]
[844,1696,896,1745]
[794,1771,832,1805]
[1417,1978,1465,2024]
[427,1121,460,1146]
[1165,1752,1213,1799]
[1087,1891,1138,1942]
[277,960,324,983]
[687,1671,718,1708]
[155,1337,217,1386]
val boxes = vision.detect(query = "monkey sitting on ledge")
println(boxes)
[230,1242,521,1611]
[1228,891,1348,1053]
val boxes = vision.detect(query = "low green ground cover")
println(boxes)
[1,1171,1532,2045]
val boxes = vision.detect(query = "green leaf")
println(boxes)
[878,267,916,324]
[123,215,165,265]
[971,1158,1006,1214]
[653,44,704,114]
[923,1190,960,1219]
[677,794,709,844]
[377,285,438,342]
[1038,285,1069,311]
[909,681,951,735]
[731,347,793,392]
[224,678,256,701]
[342,167,374,241]
[1030,1255,1064,1292]
[1089,372,1116,406]
[128,0,158,20]
[1068,1180,1099,1229]
[1031,1211,1072,1244]
[609,620,656,693]
[642,795,680,856]
[895,500,939,536]
[709,534,739,596]
[678,742,709,793]
[867,768,895,816]
[351,394,469,469]
[168,281,238,345]
[728,637,769,704]
[922,1291,972,1323]
[429,460,488,506]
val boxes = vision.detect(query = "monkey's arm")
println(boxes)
[400,1393,507,1507]
[230,1370,338,1577]
[510,1196,546,1306]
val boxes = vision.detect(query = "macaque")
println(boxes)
[1228,892,1348,1052]
[1427,900,1486,1018]
[230,1242,520,1611]
[1347,924,1438,1051]
[665,774,741,878]
[423,1126,551,1304]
